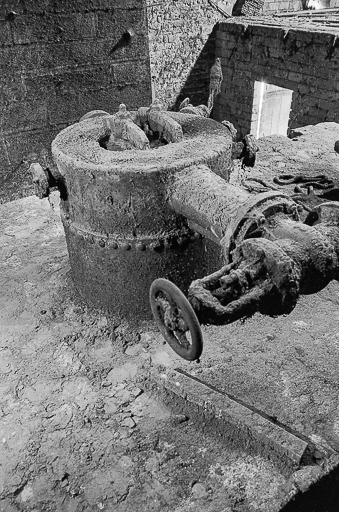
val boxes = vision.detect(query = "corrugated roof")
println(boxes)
[222,9,339,35]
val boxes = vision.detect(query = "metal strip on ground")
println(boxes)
[151,367,312,472]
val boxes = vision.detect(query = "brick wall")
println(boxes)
[0,0,152,202]
[262,0,339,15]
[262,0,303,13]
[146,0,222,109]
[214,20,339,138]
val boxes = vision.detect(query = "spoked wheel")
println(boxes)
[149,278,203,361]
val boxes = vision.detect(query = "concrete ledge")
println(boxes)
[151,367,315,474]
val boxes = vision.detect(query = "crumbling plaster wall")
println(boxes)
[0,0,152,202]
[214,21,339,138]
[146,0,222,109]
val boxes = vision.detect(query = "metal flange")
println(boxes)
[221,191,298,261]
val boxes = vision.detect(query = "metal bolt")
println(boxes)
[150,241,163,251]
[99,240,105,248]
[289,204,300,221]
[136,242,146,251]
[111,242,119,250]
[122,242,131,251]
[6,11,17,21]
[125,28,135,39]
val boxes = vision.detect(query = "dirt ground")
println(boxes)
[1,122,339,511]
[0,195,291,512]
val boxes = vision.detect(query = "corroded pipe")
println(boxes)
[168,163,297,258]
[168,164,250,244]
[151,198,339,360]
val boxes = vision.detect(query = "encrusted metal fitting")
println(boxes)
[121,242,132,251]
[149,240,163,251]
[136,242,147,251]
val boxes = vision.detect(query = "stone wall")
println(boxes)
[214,19,339,138]
[146,0,222,109]
[0,0,152,202]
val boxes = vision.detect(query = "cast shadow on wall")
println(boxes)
[174,25,219,112]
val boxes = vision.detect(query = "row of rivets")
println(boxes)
[67,220,202,249]
[95,233,202,251]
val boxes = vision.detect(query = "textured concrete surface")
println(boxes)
[1,194,339,511]
[0,195,291,512]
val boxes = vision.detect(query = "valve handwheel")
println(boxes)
[149,278,203,361]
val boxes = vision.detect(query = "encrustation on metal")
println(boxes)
[150,181,339,361]
[33,100,234,323]
[31,98,339,362]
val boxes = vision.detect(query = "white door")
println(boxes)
[251,82,293,138]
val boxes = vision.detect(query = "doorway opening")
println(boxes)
[250,81,293,139]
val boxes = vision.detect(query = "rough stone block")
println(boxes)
[53,0,100,12]
[318,98,336,111]
[112,60,153,89]
[11,14,58,45]
[288,71,304,82]
[108,34,150,61]
[53,0,142,10]
[1,100,49,133]
[0,44,65,72]
[152,368,310,472]
[12,12,97,45]
[0,22,13,46]
[22,73,57,102]
[49,83,151,125]
[3,127,58,169]
[0,138,11,171]
[326,110,339,121]
[68,39,111,66]
[0,76,25,103]
[97,9,145,40]
[53,66,112,94]
[0,0,52,14]
[312,32,335,47]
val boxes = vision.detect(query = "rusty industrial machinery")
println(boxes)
[150,194,339,361]
[32,101,230,322]
[31,101,339,363]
